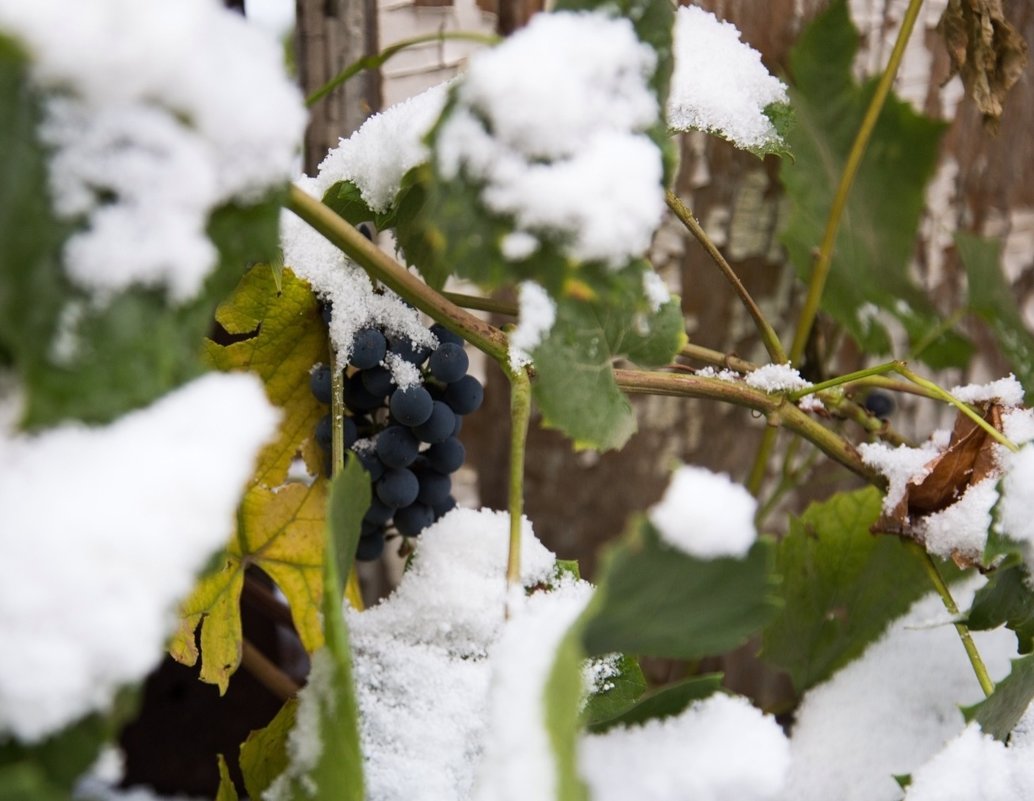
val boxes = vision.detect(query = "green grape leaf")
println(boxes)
[779,0,970,369]
[582,654,647,728]
[956,231,1034,403]
[239,699,297,801]
[543,623,590,801]
[760,487,932,693]
[579,517,778,660]
[171,481,328,693]
[531,277,686,451]
[205,264,329,487]
[967,558,1034,655]
[964,653,1034,741]
[587,673,723,733]
[215,754,239,801]
[264,479,365,801]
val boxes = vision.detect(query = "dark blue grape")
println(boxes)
[452,414,463,437]
[356,529,386,561]
[416,468,451,506]
[432,495,457,520]
[431,323,464,347]
[377,468,419,508]
[315,414,332,449]
[412,401,456,444]
[350,328,387,370]
[355,448,385,482]
[321,303,333,325]
[315,415,358,451]
[344,373,383,412]
[429,342,469,384]
[310,364,332,405]
[394,503,435,537]
[357,222,375,241]
[864,390,895,419]
[425,437,465,474]
[360,365,394,398]
[390,385,433,426]
[364,497,395,526]
[388,336,431,366]
[444,375,483,415]
[375,425,419,469]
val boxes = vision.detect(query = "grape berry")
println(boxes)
[311,309,481,560]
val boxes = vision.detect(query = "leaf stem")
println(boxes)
[506,369,532,592]
[787,0,927,365]
[909,543,995,697]
[286,186,510,365]
[306,31,499,108]
[894,363,1020,452]
[666,191,787,364]
[789,361,901,401]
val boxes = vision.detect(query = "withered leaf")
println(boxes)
[937,0,1029,133]
[873,403,1005,561]
[907,403,1001,515]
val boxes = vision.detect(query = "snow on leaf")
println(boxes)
[667,5,792,156]
[172,480,328,693]
[414,9,668,297]
[204,264,328,485]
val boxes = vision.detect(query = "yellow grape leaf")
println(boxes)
[172,480,328,693]
[204,264,329,486]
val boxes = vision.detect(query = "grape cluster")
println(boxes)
[311,314,483,561]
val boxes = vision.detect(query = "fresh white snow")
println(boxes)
[781,579,1019,801]
[0,373,278,742]
[507,281,557,371]
[668,6,789,150]
[0,0,305,303]
[580,694,789,801]
[435,11,665,269]
[648,465,757,559]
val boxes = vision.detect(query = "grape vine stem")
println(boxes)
[666,191,787,365]
[287,186,510,365]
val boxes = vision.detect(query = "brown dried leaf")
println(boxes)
[937,0,1029,132]
[872,403,1005,553]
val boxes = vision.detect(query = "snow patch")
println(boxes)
[435,11,664,269]
[0,0,304,303]
[0,373,278,742]
[668,6,789,150]
[580,694,789,801]
[507,281,557,372]
[649,465,757,559]
[745,364,812,393]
